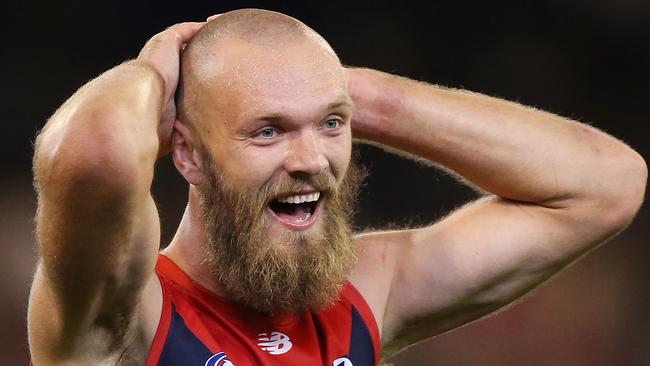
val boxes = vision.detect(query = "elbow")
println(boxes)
[33,117,149,198]
[35,145,142,201]
[622,150,647,218]
[599,148,647,231]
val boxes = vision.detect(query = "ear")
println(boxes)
[172,120,204,186]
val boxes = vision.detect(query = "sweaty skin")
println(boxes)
[28,8,646,365]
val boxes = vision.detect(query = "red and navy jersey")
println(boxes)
[145,255,381,366]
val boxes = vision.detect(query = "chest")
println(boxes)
[152,303,375,366]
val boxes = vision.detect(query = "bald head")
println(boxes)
[188,9,336,55]
[177,9,343,141]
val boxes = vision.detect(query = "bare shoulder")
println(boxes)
[348,229,419,338]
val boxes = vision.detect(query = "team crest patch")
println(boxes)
[205,352,235,366]
[333,357,353,366]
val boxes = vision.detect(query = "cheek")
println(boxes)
[324,134,352,182]
[221,146,285,187]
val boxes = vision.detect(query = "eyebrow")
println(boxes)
[327,97,355,111]
[252,96,355,124]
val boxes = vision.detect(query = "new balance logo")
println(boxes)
[257,331,293,355]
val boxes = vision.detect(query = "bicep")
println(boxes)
[382,195,620,355]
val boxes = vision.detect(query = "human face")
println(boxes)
[197,37,354,239]
[193,38,360,313]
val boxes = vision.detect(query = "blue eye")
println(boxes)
[324,119,340,130]
[257,128,276,138]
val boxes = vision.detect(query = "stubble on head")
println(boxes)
[177,9,341,142]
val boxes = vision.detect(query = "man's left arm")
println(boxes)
[344,68,647,357]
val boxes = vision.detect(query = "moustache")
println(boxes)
[255,171,339,205]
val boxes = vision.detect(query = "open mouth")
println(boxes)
[267,191,322,229]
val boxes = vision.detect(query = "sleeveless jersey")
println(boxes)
[145,255,381,366]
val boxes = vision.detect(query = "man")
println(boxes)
[28,8,646,366]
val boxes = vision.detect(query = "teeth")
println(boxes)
[277,192,320,204]
[297,211,312,222]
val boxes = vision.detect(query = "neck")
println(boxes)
[162,186,224,295]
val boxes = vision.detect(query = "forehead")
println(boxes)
[199,37,348,121]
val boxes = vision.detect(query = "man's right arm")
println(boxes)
[28,22,203,365]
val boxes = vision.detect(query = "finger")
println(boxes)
[166,21,206,45]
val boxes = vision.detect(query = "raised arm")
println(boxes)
[28,22,203,365]
[345,68,647,356]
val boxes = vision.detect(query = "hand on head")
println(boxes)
[136,21,207,156]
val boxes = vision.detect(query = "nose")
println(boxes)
[283,130,328,176]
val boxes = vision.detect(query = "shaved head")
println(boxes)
[177,9,342,143]
[187,9,336,54]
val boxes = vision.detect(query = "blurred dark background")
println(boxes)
[2,1,648,365]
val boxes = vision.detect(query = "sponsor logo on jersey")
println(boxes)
[333,357,353,366]
[205,352,235,366]
[257,331,293,355]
